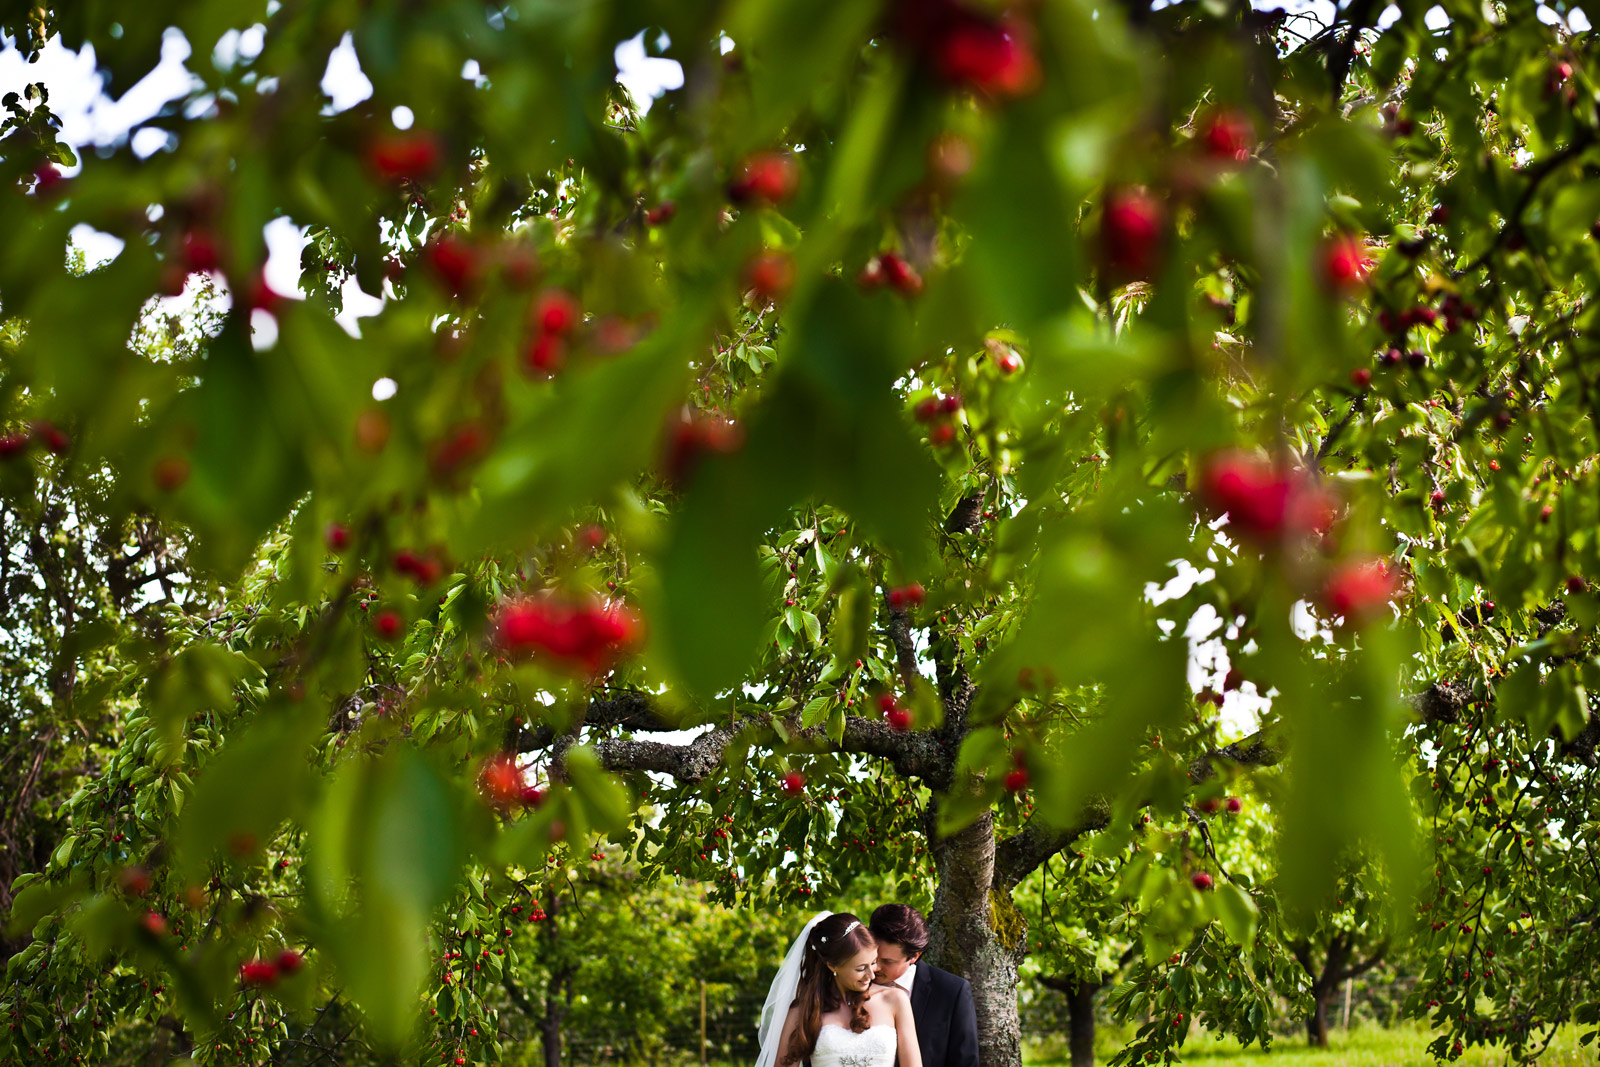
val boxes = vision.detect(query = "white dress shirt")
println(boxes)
[894,963,917,995]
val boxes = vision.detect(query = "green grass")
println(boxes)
[1023,1021,1599,1067]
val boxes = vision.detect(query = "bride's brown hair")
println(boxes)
[781,912,876,1067]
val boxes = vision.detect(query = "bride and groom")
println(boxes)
[756,905,979,1067]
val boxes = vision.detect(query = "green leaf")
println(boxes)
[1210,882,1258,945]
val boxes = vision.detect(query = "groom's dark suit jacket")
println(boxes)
[906,963,979,1067]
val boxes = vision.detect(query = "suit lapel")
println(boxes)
[910,963,934,1018]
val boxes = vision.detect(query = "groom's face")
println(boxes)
[873,942,919,983]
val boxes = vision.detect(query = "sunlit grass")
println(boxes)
[1024,1020,1599,1066]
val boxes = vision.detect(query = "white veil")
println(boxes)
[755,911,832,1067]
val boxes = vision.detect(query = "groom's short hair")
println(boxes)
[869,903,929,956]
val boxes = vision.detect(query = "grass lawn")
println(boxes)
[1024,1020,1599,1066]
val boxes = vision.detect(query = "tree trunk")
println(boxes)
[925,810,1024,1067]
[1066,981,1098,1067]
[541,894,566,1067]
[1306,991,1331,1048]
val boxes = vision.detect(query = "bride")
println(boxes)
[756,912,923,1067]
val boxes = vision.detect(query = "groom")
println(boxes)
[870,904,979,1067]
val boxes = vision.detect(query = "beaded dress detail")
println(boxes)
[810,1024,897,1067]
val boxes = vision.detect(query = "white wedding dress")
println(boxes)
[809,1023,898,1067]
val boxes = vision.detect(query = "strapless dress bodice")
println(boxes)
[810,1024,897,1067]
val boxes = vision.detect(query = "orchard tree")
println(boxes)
[4,0,1600,1066]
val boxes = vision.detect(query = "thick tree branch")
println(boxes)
[518,690,954,786]
[1326,0,1380,105]
[886,604,921,694]
[1335,942,1388,982]
[945,494,983,534]
[1408,680,1472,725]
[1454,129,1596,279]
[997,728,1286,889]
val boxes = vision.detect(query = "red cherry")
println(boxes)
[661,410,743,488]
[0,431,28,459]
[152,455,191,492]
[118,866,152,896]
[325,523,350,552]
[1321,557,1399,622]
[887,583,926,609]
[939,395,963,415]
[430,421,490,477]
[646,201,676,226]
[142,912,169,937]
[181,229,222,273]
[878,252,923,296]
[424,236,482,297]
[780,771,806,796]
[1198,797,1221,814]
[886,707,913,733]
[1322,235,1371,292]
[372,610,404,641]
[1381,348,1402,367]
[1004,768,1029,793]
[1430,489,1446,507]
[745,252,795,303]
[239,959,279,987]
[493,593,642,676]
[730,153,799,204]
[1566,575,1586,595]
[858,258,888,289]
[1200,109,1254,162]
[274,950,303,975]
[32,163,65,190]
[479,753,522,808]
[535,289,580,335]
[1225,796,1244,814]
[579,524,606,551]
[929,423,956,447]
[367,131,443,182]
[914,398,942,422]
[31,420,69,454]
[1350,367,1372,389]
[996,351,1022,374]
[245,271,285,314]
[936,16,1039,97]
[1191,872,1214,891]
[1100,190,1164,282]
[525,333,565,376]
[1197,452,1294,540]
[520,785,546,808]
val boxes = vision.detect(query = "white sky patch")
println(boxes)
[390,104,413,129]
[321,32,373,114]
[0,29,200,160]
[250,307,279,350]
[1376,4,1403,31]
[1571,8,1593,31]
[1423,5,1450,30]
[263,216,309,298]
[614,31,683,116]
[335,275,385,337]
[68,222,124,269]
[371,376,398,401]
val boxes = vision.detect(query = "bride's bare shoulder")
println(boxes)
[865,982,909,1006]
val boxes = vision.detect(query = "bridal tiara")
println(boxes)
[818,920,860,944]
